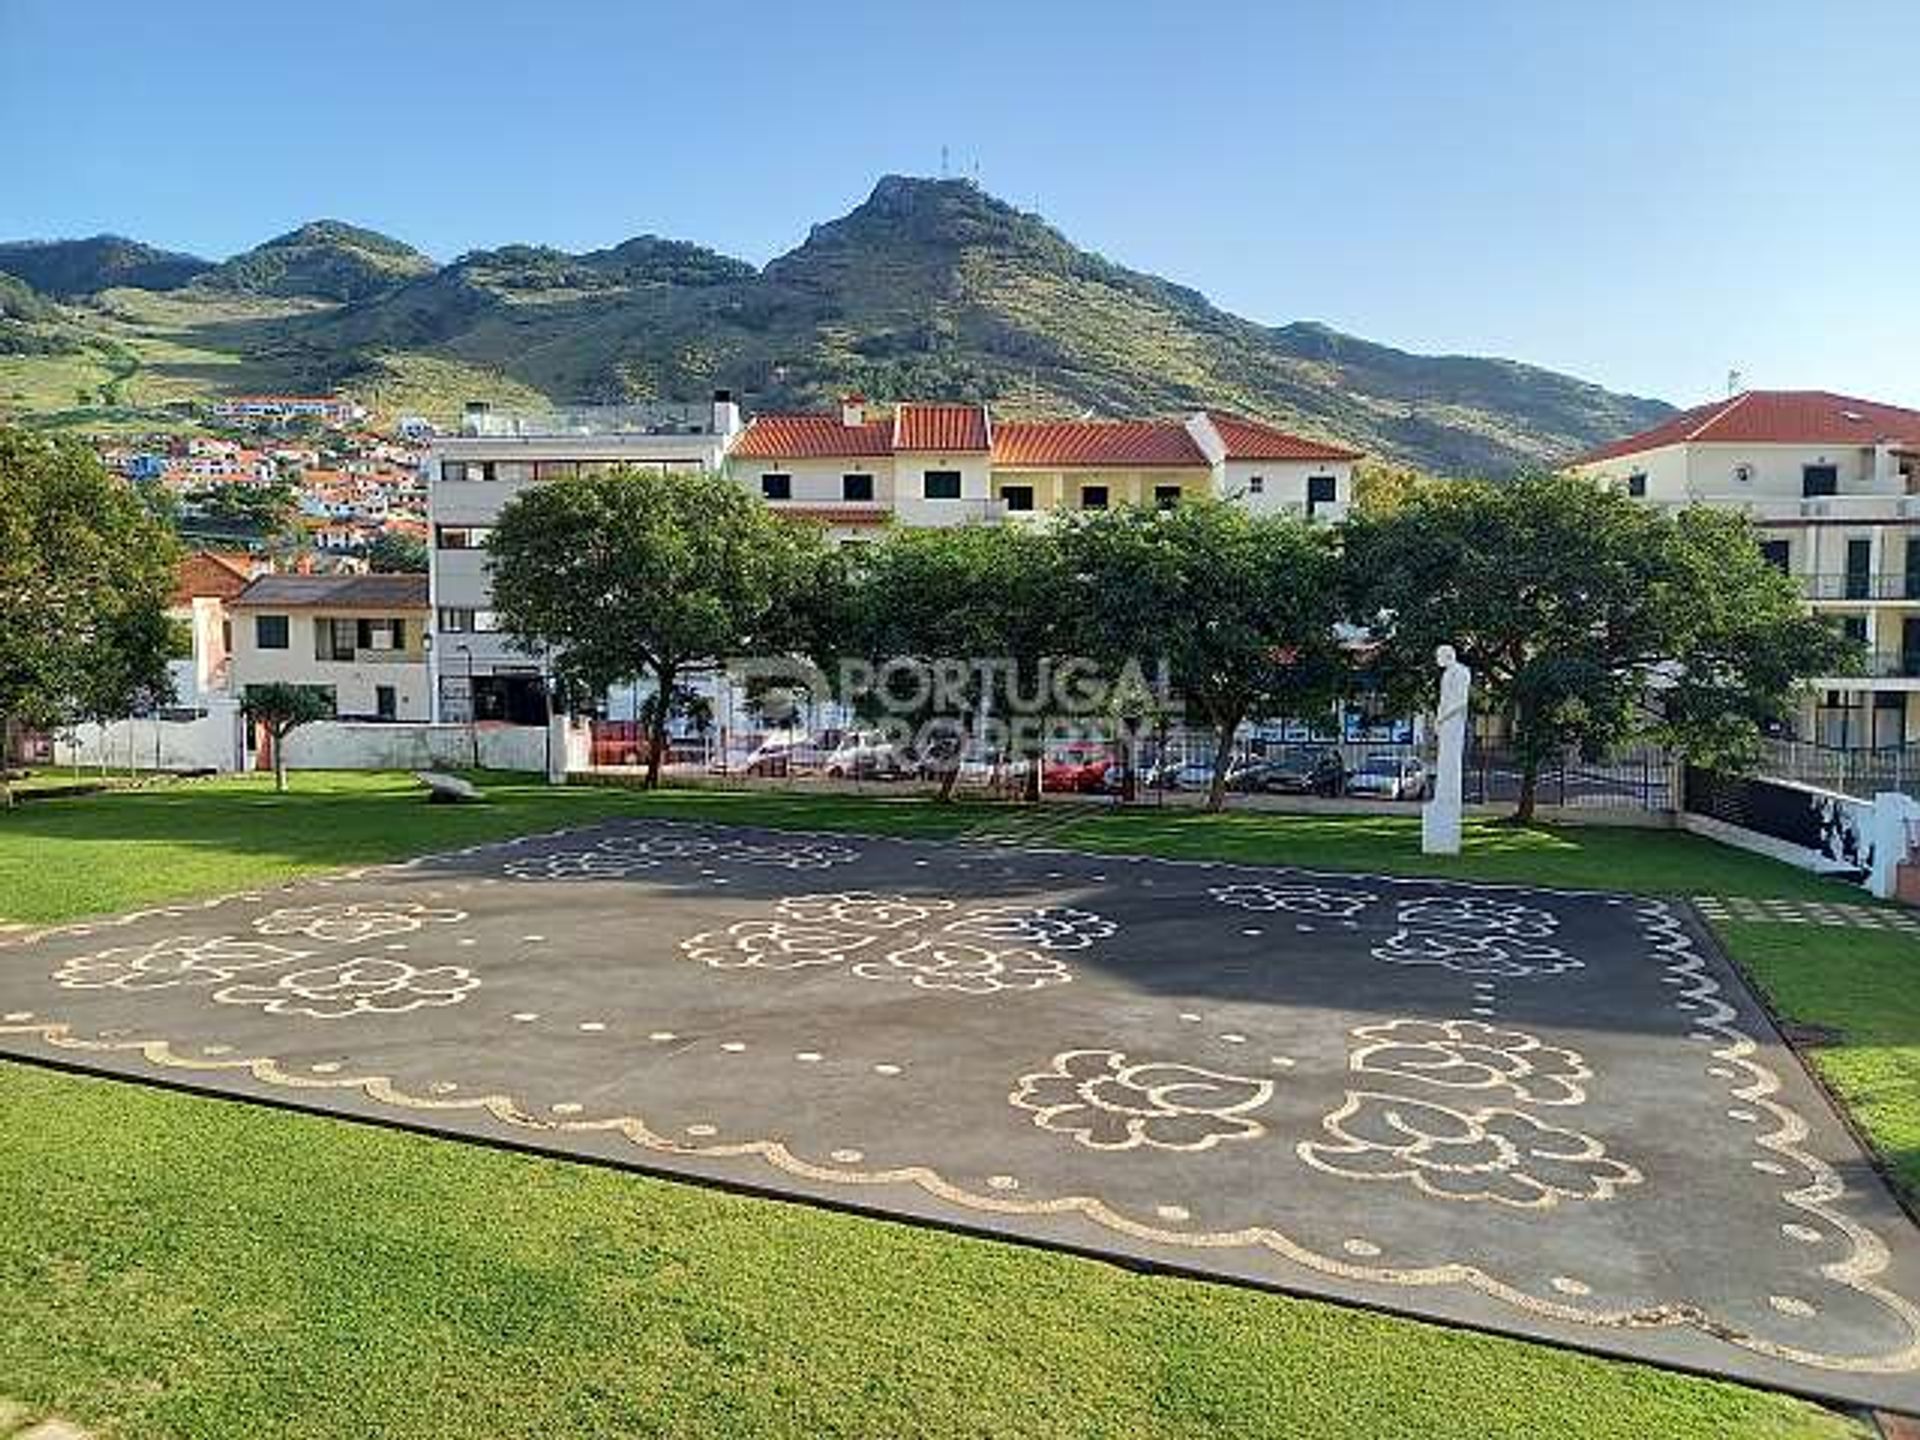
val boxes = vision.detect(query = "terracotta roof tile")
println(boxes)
[894,403,990,452]
[992,420,1208,468]
[1205,412,1363,461]
[1576,391,1920,464]
[733,414,894,459]
[172,550,257,605]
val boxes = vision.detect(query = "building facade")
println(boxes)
[228,573,432,722]
[426,397,743,723]
[1566,390,1920,747]
[425,392,1361,722]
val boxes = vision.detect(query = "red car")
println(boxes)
[1042,745,1114,793]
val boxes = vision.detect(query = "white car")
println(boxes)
[1344,756,1430,800]
[740,732,813,775]
[824,733,917,780]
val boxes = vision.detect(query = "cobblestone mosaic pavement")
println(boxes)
[4,819,1919,1411]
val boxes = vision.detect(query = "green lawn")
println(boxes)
[0,769,1849,928]
[0,772,1897,1438]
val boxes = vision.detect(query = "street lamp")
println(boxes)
[455,643,478,770]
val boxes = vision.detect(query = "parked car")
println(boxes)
[1157,758,1234,791]
[1042,744,1114,793]
[1344,755,1430,800]
[823,732,917,780]
[741,732,812,775]
[1232,748,1346,796]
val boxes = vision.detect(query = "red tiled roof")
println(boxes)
[992,420,1207,468]
[1205,412,1363,461]
[171,550,256,605]
[1576,390,1920,464]
[894,402,990,452]
[732,414,894,459]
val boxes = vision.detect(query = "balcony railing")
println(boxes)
[1801,572,1920,601]
[1845,652,1920,679]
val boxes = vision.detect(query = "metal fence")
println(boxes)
[1756,738,1920,802]
[584,721,1676,813]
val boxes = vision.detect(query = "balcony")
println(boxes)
[1851,652,1920,679]
[1801,572,1920,602]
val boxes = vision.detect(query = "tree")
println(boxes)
[487,469,834,789]
[1343,472,1858,821]
[1058,500,1346,812]
[0,427,179,803]
[364,529,428,574]
[241,683,334,793]
[840,523,1064,801]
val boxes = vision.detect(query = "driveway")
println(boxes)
[2,818,1917,1410]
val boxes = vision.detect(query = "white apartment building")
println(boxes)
[228,573,432,722]
[1566,390,1920,747]
[425,396,743,723]
[424,392,1360,722]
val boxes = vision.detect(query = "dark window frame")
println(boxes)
[1080,484,1110,511]
[254,614,289,651]
[923,469,963,500]
[842,472,874,502]
[761,472,793,501]
[1001,484,1035,513]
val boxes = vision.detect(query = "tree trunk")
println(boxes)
[1513,753,1539,824]
[1120,732,1138,805]
[1205,715,1240,814]
[0,714,13,809]
[272,724,289,793]
[644,666,673,792]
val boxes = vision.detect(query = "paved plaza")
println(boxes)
[3,819,1917,1410]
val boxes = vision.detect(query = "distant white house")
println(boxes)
[229,572,432,721]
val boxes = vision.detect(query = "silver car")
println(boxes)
[1344,756,1430,800]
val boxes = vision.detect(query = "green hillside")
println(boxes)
[0,235,212,296]
[0,178,1670,471]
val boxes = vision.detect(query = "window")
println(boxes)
[1080,484,1109,510]
[1626,472,1647,498]
[1803,464,1839,497]
[495,461,534,484]
[1001,484,1035,513]
[254,614,289,650]
[923,470,962,500]
[1845,538,1872,601]
[1248,475,1265,495]
[440,460,495,483]
[1154,485,1182,509]
[435,525,493,549]
[532,460,579,481]
[842,473,874,502]
[1758,540,1790,573]
[314,617,365,661]
[438,607,474,633]
[375,685,397,721]
[761,473,792,501]
[1306,474,1338,515]
[474,610,501,633]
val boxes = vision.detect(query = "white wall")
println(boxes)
[231,608,432,720]
[279,721,551,772]
[55,703,244,773]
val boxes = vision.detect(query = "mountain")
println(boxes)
[0,235,212,295]
[196,220,436,302]
[0,178,1671,472]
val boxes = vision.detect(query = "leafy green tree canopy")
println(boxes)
[1057,500,1345,811]
[364,529,428,573]
[241,682,334,793]
[1343,472,1857,819]
[0,426,179,799]
[487,469,833,788]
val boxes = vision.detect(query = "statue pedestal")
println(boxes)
[1421,798,1461,856]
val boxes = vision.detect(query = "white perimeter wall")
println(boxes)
[280,721,550,772]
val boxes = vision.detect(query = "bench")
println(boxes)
[415,770,483,805]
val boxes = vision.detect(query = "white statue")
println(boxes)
[1421,643,1471,855]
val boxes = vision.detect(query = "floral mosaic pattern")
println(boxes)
[1373,892,1581,978]
[214,956,479,1019]
[253,900,467,944]
[598,832,861,871]
[1348,1018,1590,1106]
[57,935,314,991]
[1009,1048,1274,1151]
[1207,882,1377,919]
[681,893,1115,995]
[1297,1092,1643,1207]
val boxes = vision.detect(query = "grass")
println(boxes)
[0,769,1850,928]
[0,1062,1861,1440]
[0,772,1898,1437]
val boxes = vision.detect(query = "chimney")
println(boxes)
[841,393,866,428]
[710,388,741,438]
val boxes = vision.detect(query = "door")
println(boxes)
[1845,538,1872,600]
[375,685,397,721]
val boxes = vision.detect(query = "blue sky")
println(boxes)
[4,0,1915,409]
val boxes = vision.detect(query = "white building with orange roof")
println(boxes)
[1566,389,1920,747]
